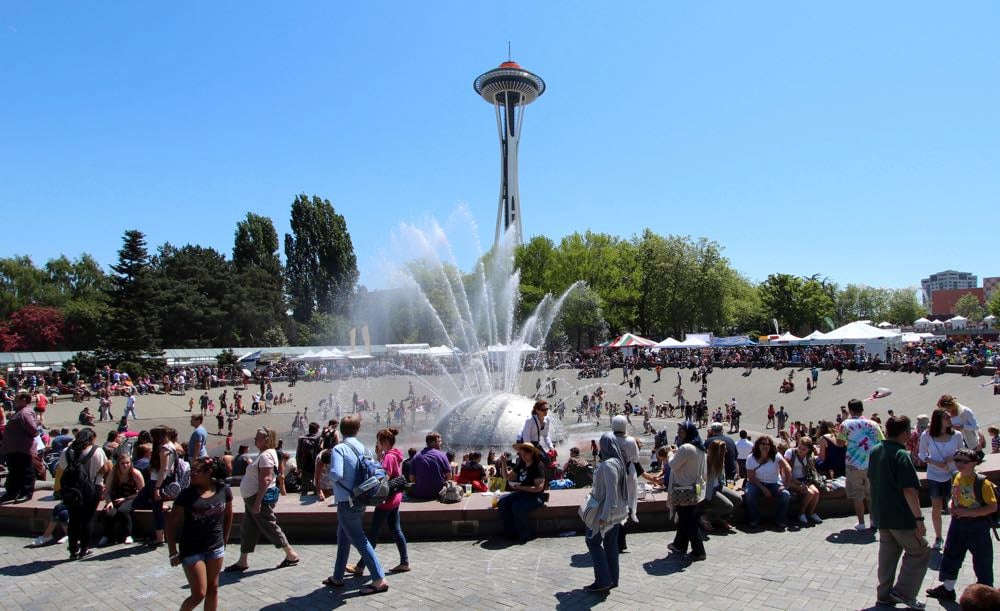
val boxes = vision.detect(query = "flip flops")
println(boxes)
[276,557,300,569]
[360,583,389,596]
[322,577,345,588]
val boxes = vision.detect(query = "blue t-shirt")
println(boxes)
[189,426,208,458]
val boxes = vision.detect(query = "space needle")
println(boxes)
[473,57,546,246]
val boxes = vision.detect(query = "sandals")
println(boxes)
[389,563,411,573]
[224,563,248,573]
[276,557,300,569]
[322,577,345,588]
[360,583,389,596]
[345,563,363,576]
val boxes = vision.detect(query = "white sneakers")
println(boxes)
[32,536,51,546]
[810,514,823,524]
[854,522,868,531]
[124,536,134,544]
[932,537,944,550]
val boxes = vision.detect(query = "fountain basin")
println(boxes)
[433,391,568,450]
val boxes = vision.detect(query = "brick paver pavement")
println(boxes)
[0,513,989,610]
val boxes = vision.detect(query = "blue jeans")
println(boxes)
[744,482,790,525]
[939,518,993,586]
[497,492,545,541]
[585,524,620,587]
[333,502,385,581]
[355,506,408,572]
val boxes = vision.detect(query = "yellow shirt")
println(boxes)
[952,472,997,509]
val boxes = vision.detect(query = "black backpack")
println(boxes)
[61,446,98,508]
[296,435,321,472]
[971,474,1000,541]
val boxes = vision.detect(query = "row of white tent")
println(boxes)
[914,315,997,330]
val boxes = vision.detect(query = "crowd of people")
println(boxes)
[2,347,999,609]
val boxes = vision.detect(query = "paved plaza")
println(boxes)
[0,513,989,610]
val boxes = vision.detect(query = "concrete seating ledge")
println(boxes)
[4,453,999,542]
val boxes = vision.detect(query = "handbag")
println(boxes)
[578,492,600,532]
[670,484,699,506]
[439,481,463,504]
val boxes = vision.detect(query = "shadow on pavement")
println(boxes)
[568,552,591,568]
[0,558,65,576]
[825,528,876,544]
[554,589,609,610]
[260,587,347,609]
[641,555,689,576]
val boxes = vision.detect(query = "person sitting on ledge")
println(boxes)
[562,447,593,488]
[456,452,488,492]
[496,443,547,543]
[407,432,452,500]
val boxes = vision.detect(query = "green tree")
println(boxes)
[232,213,286,345]
[953,293,985,322]
[886,288,926,325]
[152,244,234,347]
[284,194,358,322]
[988,290,1000,320]
[99,230,162,363]
[722,273,768,336]
[759,273,834,334]
[556,284,608,350]
[0,255,47,318]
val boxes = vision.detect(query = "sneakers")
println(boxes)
[931,537,943,550]
[97,536,110,547]
[854,522,868,531]
[809,514,823,524]
[887,589,926,609]
[798,514,809,525]
[56,536,68,544]
[667,543,684,555]
[925,584,956,602]
[32,535,52,546]
[687,552,706,561]
[124,536,134,544]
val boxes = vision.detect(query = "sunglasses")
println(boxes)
[953,459,973,465]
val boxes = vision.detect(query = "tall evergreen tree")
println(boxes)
[284,194,358,323]
[99,230,162,362]
[232,213,286,344]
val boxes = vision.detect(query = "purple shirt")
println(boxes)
[409,447,450,499]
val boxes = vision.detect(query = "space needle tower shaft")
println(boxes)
[473,59,546,246]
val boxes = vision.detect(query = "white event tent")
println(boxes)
[654,337,682,349]
[676,337,710,348]
[803,330,827,341]
[771,332,803,344]
[947,315,968,329]
[812,321,902,354]
[913,317,932,329]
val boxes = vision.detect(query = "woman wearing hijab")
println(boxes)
[581,432,629,592]
[667,422,708,561]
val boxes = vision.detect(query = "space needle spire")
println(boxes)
[473,57,546,246]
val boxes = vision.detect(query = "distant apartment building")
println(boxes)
[921,269,978,310]
[930,288,985,317]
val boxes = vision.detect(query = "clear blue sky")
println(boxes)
[2,2,998,289]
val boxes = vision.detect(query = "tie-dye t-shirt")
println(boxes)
[838,417,885,470]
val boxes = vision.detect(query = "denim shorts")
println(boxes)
[182,546,225,566]
[927,478,952,499]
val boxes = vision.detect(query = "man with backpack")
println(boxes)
[327,415,389,595]
[57,428,111,560]
[296,422,322,495]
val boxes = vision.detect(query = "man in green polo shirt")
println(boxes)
[868,415,930,610]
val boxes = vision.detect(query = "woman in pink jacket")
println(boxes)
[346,427,410,576]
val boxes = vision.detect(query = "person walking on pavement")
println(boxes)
[869,415,930,610]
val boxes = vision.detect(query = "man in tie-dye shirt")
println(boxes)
[838,398,885,530]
